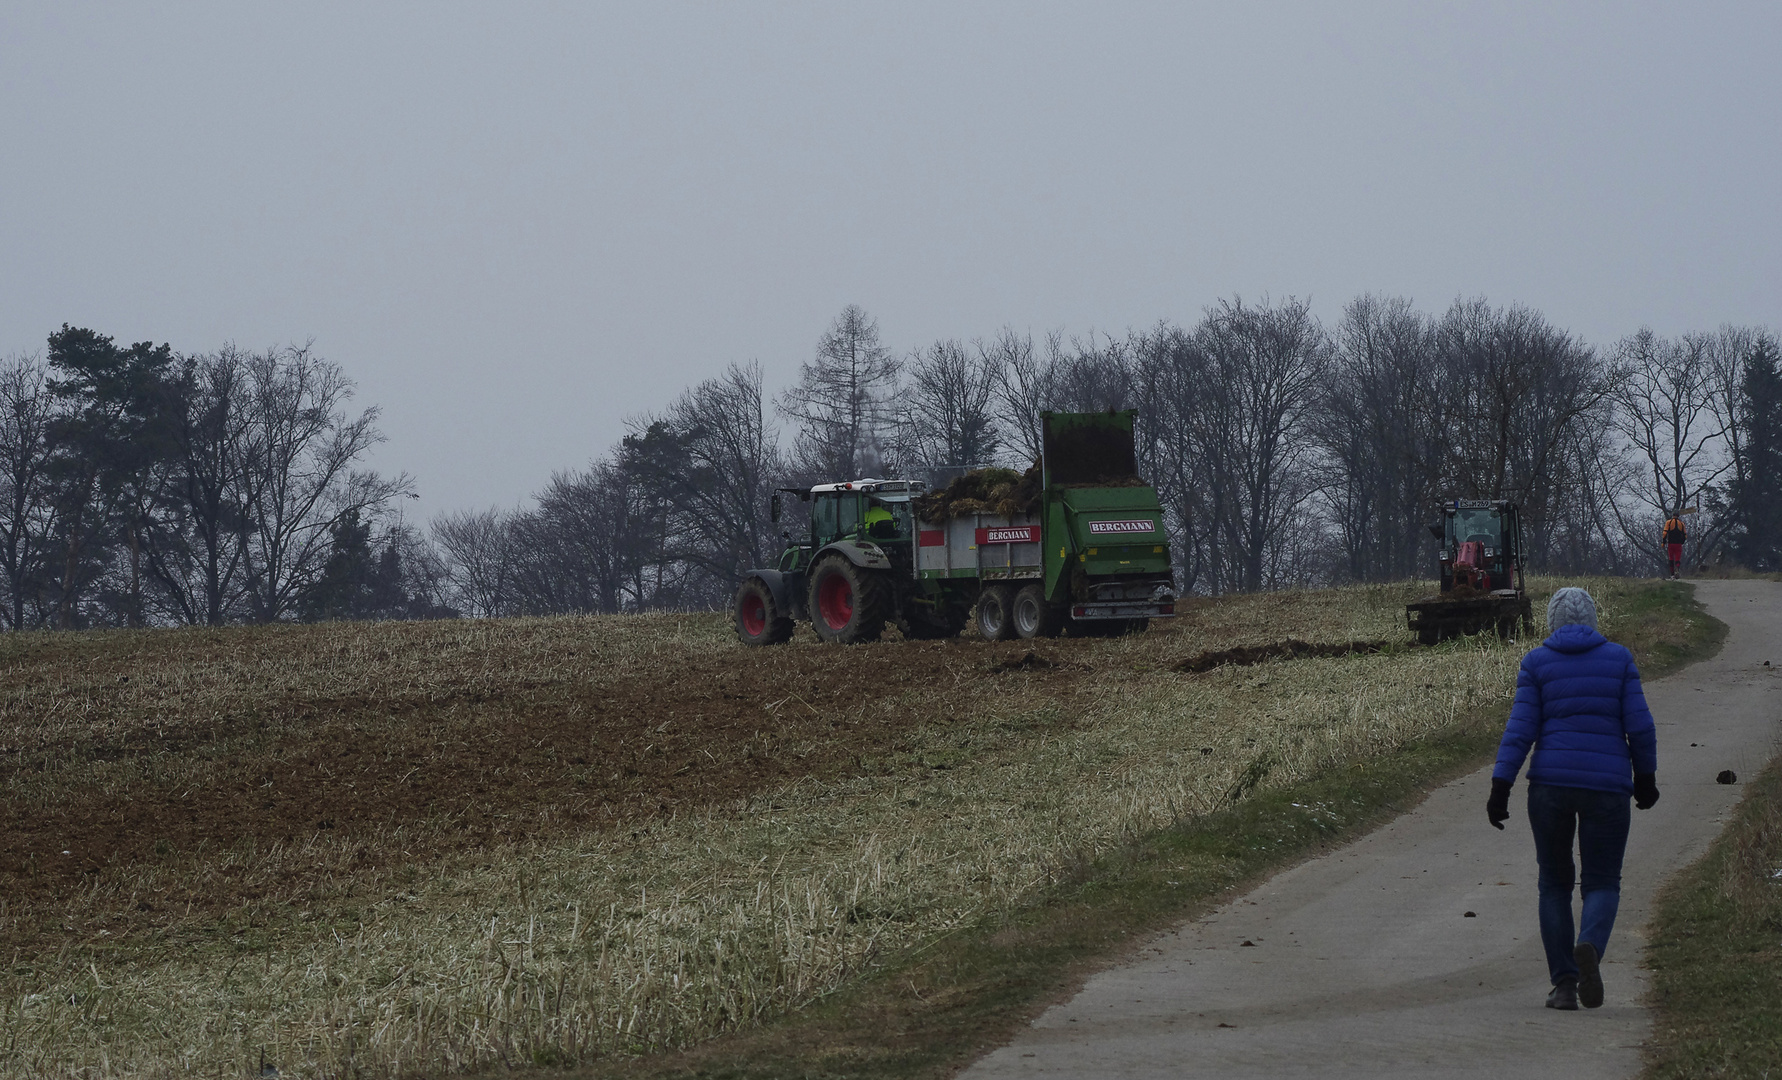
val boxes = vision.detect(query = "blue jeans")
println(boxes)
[1527,783,1631,986]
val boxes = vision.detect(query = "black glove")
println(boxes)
[1634,773,1660,810]
[1486,778,1512,830]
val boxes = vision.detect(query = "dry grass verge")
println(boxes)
[1644,751,1782,1077]
[0,576,1709,1078]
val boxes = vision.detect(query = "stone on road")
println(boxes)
[965,580,1781,1080]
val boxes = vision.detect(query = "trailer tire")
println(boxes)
[976,585,1016,641]
[807,556,888,644]
[1011,583,1062,639]
[735,578,795,646]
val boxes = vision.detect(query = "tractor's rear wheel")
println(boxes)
[807,557,888,644]
[976,585,1016,641]
[1012,583,1062,639]
[734,578,793,646]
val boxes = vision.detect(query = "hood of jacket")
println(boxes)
[1544,623,1607,654]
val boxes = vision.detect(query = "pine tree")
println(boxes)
[1728,336,1782,570]
[776,305,902,480]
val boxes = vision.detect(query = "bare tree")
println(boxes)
[0,354,59,629]
[432,506,518,617]
[141,346,258,625]
[777,305,901,480]
[893,339,1002,479]
[1193,297,1332,592]
[1609,328,1732,567]
[1316,295,1442,582]
[988,327,1054,466]
[1427,300,1616,569]
[235,344,410,622]
[508,461,654,614]
[646,361,782,588]
[1696,325,1776,560]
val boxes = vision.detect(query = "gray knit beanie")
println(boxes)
[1546,587,1598,630]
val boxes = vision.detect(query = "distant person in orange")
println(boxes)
[1661,513,1687,580]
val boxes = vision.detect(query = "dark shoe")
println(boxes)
[1575,943,1603,1008]
[1546,979,1579,1010]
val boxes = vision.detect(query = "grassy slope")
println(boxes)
[1644,744,1782,1077]
[559,577,1726,1080]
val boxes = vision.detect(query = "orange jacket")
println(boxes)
[1663,517,1687,545]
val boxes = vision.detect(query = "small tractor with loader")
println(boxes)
[733,410,1178,645]
[1405,498,1534,644]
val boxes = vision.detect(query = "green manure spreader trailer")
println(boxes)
[733,410,1178,645]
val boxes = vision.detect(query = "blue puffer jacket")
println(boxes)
[1493,624,1658,794]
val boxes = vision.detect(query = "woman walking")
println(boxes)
[1486,587,1661,1010]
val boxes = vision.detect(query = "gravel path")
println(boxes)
[965,579,1782,1080]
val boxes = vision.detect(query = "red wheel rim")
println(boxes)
[817,572,854,630]
[741,592,767,636]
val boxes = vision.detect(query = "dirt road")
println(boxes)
[966,579,1781,1079]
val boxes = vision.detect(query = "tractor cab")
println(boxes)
[772,479,926,572]
[1427,499,1525,595]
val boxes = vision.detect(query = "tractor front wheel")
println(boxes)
[807,557,889,644]
[734,578,793,646]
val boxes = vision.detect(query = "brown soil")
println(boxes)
[0,627,1086,953]
[1174,638,1393,673]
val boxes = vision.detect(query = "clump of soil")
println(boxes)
[1174,638,1392,673]
[915,464,1043,521]
[990,650,1058,673]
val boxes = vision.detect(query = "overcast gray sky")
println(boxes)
[3,2,1777,521]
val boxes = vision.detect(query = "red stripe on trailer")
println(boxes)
[919,530,946,547]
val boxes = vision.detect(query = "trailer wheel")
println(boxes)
[1011,583,1062,639]
[807,557,888,644]
[976,585,1016,641]
[734,578,794,646]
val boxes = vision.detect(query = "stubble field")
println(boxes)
[0,578,1702,1077]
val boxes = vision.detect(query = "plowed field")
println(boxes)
[3,617,1083,950]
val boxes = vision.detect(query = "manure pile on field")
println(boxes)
[1174,638,1395,673]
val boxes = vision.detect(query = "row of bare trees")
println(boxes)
[10,300,1771,627]
[0,328,418,629]
[426,299,1779,617]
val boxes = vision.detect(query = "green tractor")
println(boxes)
[732,478,961,645]
[1406,499,1534,645]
